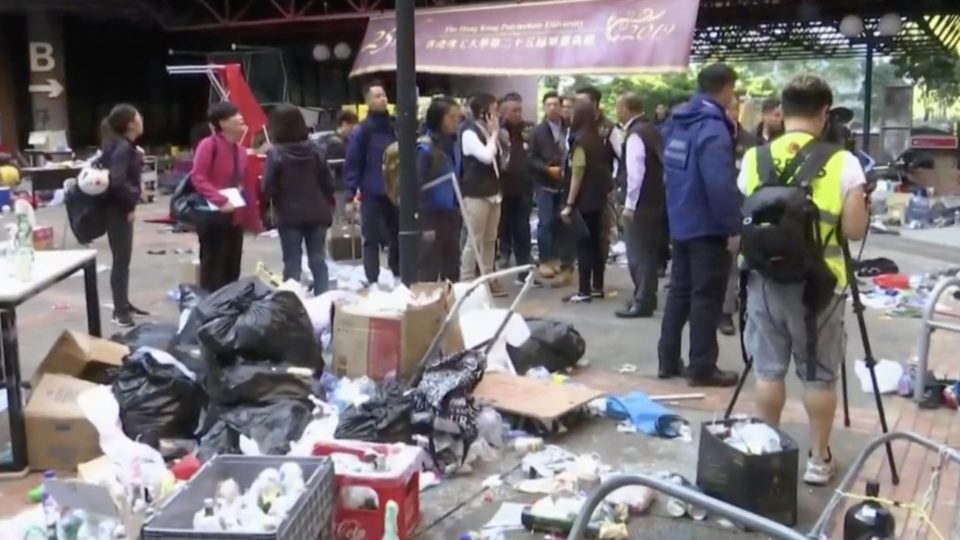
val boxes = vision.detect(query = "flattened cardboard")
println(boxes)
[473,373,606,420]
[31,331,128,389]
[332,282,462,380]
[25,374,102,471]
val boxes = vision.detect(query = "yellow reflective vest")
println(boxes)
[741,132,846,288]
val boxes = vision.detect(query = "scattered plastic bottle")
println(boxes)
[12,199,35,281]
[382,500,400,540]
[512,436,544,453]
[954,209,960,227]
[41,470,59,540]
[843,481,895,540]
[192,498,223,532]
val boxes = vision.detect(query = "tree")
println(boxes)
[892,50,960,120]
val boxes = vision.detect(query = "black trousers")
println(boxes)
[657,236,731,376]
[498,194,532,267]
[198,220,244,293]
[360,194,399,284]
[419,209,462,282]
[626,215,662,311]
[577,210,606,295]
[105,206,133,315]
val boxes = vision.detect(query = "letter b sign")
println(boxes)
[29,42,56,72]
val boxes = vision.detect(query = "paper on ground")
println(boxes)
[208,188,247,210]
[482,502,526,533]
[854,359,903,394]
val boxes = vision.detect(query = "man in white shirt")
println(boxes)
[614,93,665,318]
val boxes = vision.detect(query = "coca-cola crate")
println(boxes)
[312,441,422,540]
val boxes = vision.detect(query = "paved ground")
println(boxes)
[2,197,960,539]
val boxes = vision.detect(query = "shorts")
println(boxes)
[744,273,846,389]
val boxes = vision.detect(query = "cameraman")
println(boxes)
[738,75,868,486]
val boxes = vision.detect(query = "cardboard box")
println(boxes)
[328,223,362,261]
[332,283,462,380]
[26,331,128,471]
[178,259,200,286]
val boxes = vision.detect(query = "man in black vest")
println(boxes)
[615,93,665,318]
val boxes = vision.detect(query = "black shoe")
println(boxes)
[688,368,739,388]
[112,312,135,328]
[658,362,687,379]
[616,305,654,319]
[718,314,736,336]
[129,304,151,317]
[590,289,605,299]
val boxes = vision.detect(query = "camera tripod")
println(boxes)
[723,240,899,485]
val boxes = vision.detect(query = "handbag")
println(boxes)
[171,138,241,227]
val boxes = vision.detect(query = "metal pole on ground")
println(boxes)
[395,0,419,285]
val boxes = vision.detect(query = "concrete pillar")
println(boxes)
[0,21,18,150]
[26,12,69,138]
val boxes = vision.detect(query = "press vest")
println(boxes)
[741,131,847,288]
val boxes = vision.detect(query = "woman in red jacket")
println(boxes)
[189,102,257,292]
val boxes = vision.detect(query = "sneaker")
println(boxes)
[129,304,151,317]
[563,292,592,303]
[803,450,836,486]
[590,289,605,299]
[687,368,739,387]
[718,314,736,336]
[112,312,135,328]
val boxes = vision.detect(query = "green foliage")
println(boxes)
[891,50,960,120]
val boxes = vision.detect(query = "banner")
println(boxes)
[350,0,699,77]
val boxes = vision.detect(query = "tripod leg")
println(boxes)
[724,359,753,419]
[840,362,851,428]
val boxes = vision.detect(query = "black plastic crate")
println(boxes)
[143,456,335,540]
[695,418,799,526]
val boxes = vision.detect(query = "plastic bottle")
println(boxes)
[42,470,59,540]
[382,500,400,540]
[842,481,895,540]
[192,498,223,532]
[12,198,35,281]
[955,209,960,227]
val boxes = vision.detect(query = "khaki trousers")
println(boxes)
[460,196,502,280]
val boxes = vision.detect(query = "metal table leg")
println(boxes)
[83,259,102,337]
[0,307,28,475]
[914,277,960,403]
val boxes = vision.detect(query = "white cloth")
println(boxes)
[623,116,646,211]
[736,149,866,201]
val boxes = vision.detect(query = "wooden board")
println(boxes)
[473,373,606,420]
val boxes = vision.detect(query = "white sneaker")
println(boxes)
[803,452,836,486]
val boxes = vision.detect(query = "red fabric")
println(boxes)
[218,64,266,232]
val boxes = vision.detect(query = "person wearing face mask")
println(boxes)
[738,75,868,485]
[190,102,254,293]
[460,93,507,296]
[100,104,147,328]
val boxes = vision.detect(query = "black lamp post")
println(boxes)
[395,0,419,285]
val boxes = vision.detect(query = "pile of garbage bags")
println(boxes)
[110,277,324,460]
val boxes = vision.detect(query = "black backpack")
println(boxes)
[740,139,841,287]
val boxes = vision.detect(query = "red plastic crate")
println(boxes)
[312,441,422,540]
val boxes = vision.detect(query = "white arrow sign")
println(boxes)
[29,78,64,98]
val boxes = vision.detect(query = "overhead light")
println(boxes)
[839,14,864,38]
[878,13,902,37]
[312,44,331,62]
[333,42,352,60]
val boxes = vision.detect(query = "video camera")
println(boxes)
[822,107,855,151]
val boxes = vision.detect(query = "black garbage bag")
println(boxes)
[334,380,412,442]
[197,362,313,459]
[507,319,586,374]
[112,347,205,446]
[194,277,322,371]
[111,323,178,350]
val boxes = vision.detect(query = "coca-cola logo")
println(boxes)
[336,520,367,540]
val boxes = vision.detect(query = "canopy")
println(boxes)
[349,0,700,77]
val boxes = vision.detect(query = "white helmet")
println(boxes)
[77,166,110,195]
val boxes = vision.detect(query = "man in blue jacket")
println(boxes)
[344,81,399,285]
[657,63,742,387]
